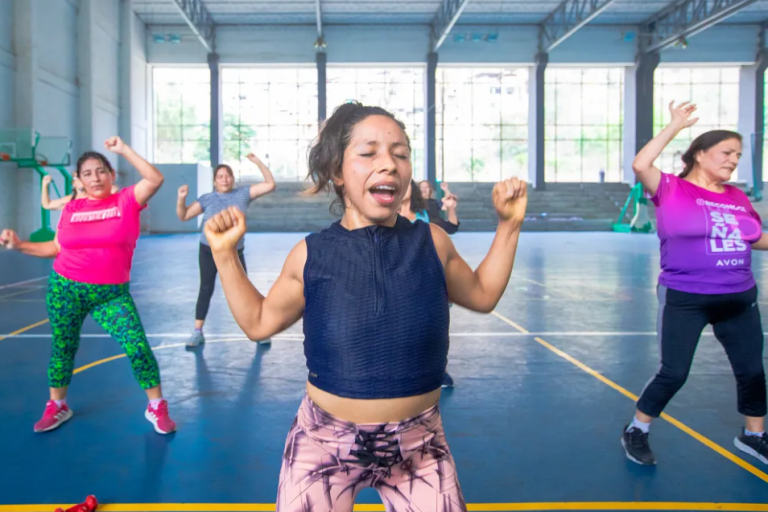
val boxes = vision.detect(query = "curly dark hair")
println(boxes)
[306,101,411,215]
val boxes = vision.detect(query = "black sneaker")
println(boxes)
[622,425,656,465]
[441,372,455,388]
[734,429,768,464]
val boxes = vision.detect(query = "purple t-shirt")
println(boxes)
[652,173,763,294]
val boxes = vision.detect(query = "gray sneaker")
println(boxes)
[187,330,205,347]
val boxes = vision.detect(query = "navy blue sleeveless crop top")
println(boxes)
[303,216,449,399]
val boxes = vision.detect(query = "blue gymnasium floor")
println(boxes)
[2,232,768,512]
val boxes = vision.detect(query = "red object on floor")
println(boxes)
[53,495,98,512]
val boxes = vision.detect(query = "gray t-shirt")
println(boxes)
[198,186,252,249]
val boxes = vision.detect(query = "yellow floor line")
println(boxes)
[490,311,768,484]
[4,502,768,512]
[0,319,49,342]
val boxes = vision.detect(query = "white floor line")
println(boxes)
[0,276,47,290]
[0,331,742,339]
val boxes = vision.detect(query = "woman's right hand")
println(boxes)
[204,206,247,253]
[0,229,20,250]
[42,175,52,187]
[669,101,698,130]
[178,185,189,200]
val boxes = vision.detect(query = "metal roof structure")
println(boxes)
[133,0,768,26]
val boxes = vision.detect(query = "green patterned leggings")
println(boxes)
[46,271,161,390]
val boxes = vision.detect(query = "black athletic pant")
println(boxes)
[195,243,247,321]
[637,284,766,418]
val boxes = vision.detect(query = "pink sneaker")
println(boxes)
[145,400,176,434]
[34,400,73,433]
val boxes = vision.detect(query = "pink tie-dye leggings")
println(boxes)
[276,394,467,512]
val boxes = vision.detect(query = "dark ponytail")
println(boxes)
[307,101,410,215]
[75,151,115,178]
[679,130,742,178]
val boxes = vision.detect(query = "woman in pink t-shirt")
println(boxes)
[622,101,768,467]
[0,136,176,435]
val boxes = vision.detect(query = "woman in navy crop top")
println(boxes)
[203,102,527,512]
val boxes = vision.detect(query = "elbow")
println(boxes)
[477,303,497,314]
[631,159,649,175]
[244,327,266,342]
[265,182,276,193]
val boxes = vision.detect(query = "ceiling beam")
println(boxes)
[431,0,471,52]
[641,0,759,54]
[316,0,323,38]
[169,0,215,53]
[539,0,618,53]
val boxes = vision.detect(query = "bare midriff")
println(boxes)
[306,382,441,424]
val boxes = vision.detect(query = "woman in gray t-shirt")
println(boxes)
[176,154,276,346]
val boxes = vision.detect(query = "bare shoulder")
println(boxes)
[283,239,308,283]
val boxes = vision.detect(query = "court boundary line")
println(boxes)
[1,331,753,339]
[0,319,50,342]
[489,311,768,485]
[0,285,45,300]
[0,275,47,290]
[3,501,768,512]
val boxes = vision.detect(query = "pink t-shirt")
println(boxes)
[652,173,763,295]
[53,186,146,285]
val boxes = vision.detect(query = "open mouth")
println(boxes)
[369,182,399,206]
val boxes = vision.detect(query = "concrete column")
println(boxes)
[425,52,438,186]
[528,52,547,190]
[624,52,660,184]
[208,52,222,167]
[737,49,767,190]
[317,52,327,124]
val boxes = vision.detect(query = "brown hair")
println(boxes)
[307,101,410,215]
[75,151,115,178]
[213,164,234,180]
[679,130,742,178]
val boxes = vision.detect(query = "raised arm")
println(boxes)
[104,136,164,206]
[204,206,305,340]
[432,178,526,313]
[633,101,698,196]
[245,153,276,199]
[1,229,60,258]
[176,185,204,221]
[40,175,72,211]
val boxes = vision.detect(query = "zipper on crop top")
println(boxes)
[371,232,384,316]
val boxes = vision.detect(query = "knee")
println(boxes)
[737,366,766,388]
[657,367,689,392]
[198,282,215,297]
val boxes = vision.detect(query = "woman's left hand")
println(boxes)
[492,178,527,225]
[104,136,127,155]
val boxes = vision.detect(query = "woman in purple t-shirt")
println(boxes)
[623,101,768,467]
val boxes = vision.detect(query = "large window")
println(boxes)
[327,67,425,180]
[153,68,210,165]
[436,67,528,182]
[222,68,317,181]
[654,67,739,175]
[545,67,624,182]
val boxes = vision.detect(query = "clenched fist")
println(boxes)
[204,206,247,252]
[104,136,127,155]
[178,185,189,200]
[492,178,527,225]
[0,229,21,250]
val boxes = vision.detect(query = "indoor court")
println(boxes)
[2,0,768,511]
